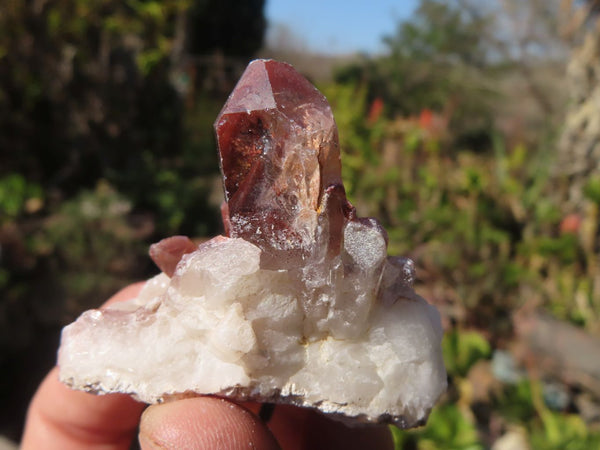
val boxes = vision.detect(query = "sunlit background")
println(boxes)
[1,0,600,447]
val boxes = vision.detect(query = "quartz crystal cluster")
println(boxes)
[58,60,447,428]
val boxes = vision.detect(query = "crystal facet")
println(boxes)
[215,60,344,266]
[58,60,447,428]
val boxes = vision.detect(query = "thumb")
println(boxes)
[138,397,280,450]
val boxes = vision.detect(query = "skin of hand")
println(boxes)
[21,283,394,450]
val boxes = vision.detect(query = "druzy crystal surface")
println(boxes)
[58,60,447,428]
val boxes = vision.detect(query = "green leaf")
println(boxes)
[584,176,600,205]
[443,329,491,377]
[393,404,484,450]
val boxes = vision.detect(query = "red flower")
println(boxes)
[367,97,384,124]
[419,109,433,130]
[560,213,581,234]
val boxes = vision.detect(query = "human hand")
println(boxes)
[21,283,393,449]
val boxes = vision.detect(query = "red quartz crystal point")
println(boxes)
[149,236,198,277]
[215,59,344,259]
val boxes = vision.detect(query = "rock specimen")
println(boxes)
[58,59,447,428]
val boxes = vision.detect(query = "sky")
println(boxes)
[265,0,419,55]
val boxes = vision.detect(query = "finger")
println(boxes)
[22,283,147,450]
[265,404,394,450]
[300,408,394,450]
[138,397,280,450]
[141,398,392,450]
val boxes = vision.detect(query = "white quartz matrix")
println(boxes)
[59,231,446,428]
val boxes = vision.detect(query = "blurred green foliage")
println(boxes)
[530,411,600,450]
[334,0,498,148]
[442,330,491,378]
[326,75,600,448]
[36,181,147,308]
[0,174,43,222]
[323,1,600,447]
[392,404,483,450]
